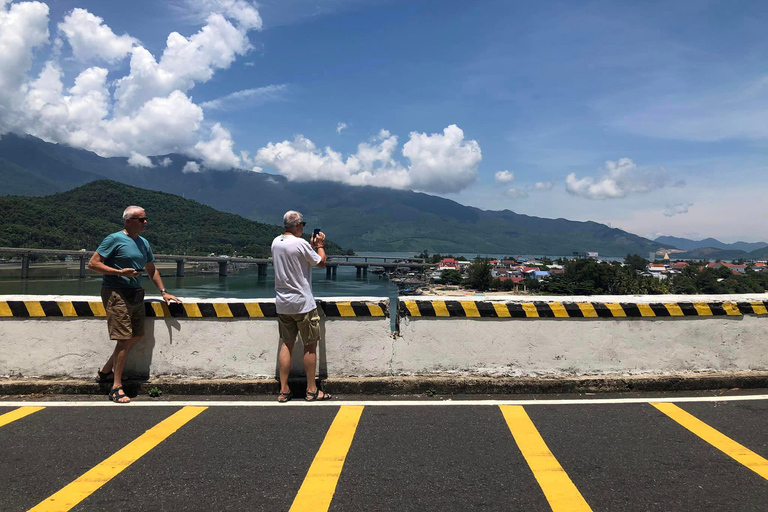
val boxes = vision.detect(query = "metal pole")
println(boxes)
[79,256,86,278]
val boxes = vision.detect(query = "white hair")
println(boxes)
[123,205,144,221]
[283,210,303,229]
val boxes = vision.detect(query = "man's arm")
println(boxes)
[88,251,140,278]
[145,261,181,305]
[311,232,327,268]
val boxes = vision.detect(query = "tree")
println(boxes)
[467,258,493,291]
[439,269,463,285]
[624,253,649,273]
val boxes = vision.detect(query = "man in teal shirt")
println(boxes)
[88,205,180,403]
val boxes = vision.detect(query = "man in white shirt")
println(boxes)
[271,210,330,402]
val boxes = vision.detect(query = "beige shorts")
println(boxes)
[101,287,145,340]
[278,308,320,345]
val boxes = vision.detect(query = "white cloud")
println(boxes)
[532,181,554,191]
[128,151,154,167]
[58,8,138,63]
[494,170,514,183]
[254,124,481,193]
[565,158,679,200]
[200,84,286,111]
[159,157,173,167]
[505,188,528,199]
[192,122,240,170]
[336,122,347,134]
[182,161,201,173]
[664,202,693,217]
[182,0,262,30]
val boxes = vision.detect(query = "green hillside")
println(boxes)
[0,180,342,257]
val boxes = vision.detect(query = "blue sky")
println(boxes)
[2,0,767,242]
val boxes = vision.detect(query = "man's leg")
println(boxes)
[303,342,318,394]
[278,339,295,395]
[108,335,140,403]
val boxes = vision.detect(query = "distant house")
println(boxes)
[438,258,459,270]
[531,270,550,281]
[706,262,747,274]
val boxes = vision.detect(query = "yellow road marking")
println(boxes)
[499,405,593,512]
[150,302,166,317]
[605,303,626,317]
[212,303,233,318]
[752,302,768,315]
[651,403,768,481]
[290,405,364,512]
[664,303,685,316]
[521,303,539,318]
[184,302,203,317]
[548,302,570,318]
[88,302,106,316]
[432,301,450,317]
[636,303,655,317]
[405,301,421,317]
[693,302,713,316]
[28,406,206,512]
[723,302,741,316]
[336,302,355,317]
[366,303,385,316]
[243,302,263,317]
[493,303,511,317]
[460,300,481,317]
[59,302,77,317]
[0,407,44,427]
[25,301,45,317]
[0,301,11,317]
[577,303,598,318]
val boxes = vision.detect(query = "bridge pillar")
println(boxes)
[332,265,337,277]
[176,259,185,277]
[257,263,267,276]
[356,265,366,277]
[21,254,30,279]
[218,261,228,276]
[79,256,86,278]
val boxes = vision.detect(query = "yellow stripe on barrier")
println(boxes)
[548,302,570,318]
[25,301,45,317]
[636,304,655,317]
[432,301,450,317]
[693,302,713,316]
[664,303,685,317]
[244,303,264,318]
[59,301,77,317]
[0,301,10,317]
[289,406,364,512]
[88,302,106,317]
[460,300,481,318]
[577,302,598,318]
[336,302,356,317]
[493,302,511,318]
[605,303,626,317]
[0,406,44,427]
[367,303,385,317]
[212,303,233,318]
[405,301,421,317]
[29,406,207,512]
[752,302,768,315]
[723,302,741,316]
[184,303,203,318]
[651,403,768,481]
[150,302,166,317]
[500,405,593,512]
[521,303,539,318]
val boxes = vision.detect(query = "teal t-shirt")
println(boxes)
[96,232,155,289]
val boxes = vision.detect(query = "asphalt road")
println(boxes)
[1,393,767,511]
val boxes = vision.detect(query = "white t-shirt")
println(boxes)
[271,234,323,314]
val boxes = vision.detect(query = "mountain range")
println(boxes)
[0,132,698,256]
[654,236,768,253]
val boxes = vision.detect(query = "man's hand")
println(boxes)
[311,231,326,248]
[118,268,141,278]
[161,291,181,305]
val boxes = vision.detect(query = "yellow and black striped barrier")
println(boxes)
[400,299,768,318]
[0,300,388,319]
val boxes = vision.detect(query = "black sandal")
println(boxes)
[278,391,292,403]
[108,386,130,404]
[96,369,114,382]
[305,390,332,402]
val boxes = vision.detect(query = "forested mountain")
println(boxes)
[655,235,768,253]
[1,133,672,256]
[0,180,342,257]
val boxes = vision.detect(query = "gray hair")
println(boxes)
[283,210,303,229]
[123,205,144,221]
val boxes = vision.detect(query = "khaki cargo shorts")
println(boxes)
[278,308,321,345]
[101,287,146,340]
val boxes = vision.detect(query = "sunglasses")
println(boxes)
[131,217,148,223]
[300,221,307,227]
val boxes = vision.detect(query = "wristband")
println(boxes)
[161,289,168,294]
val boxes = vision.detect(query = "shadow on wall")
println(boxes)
[124,304,182,379]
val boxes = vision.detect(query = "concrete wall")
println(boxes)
[1,294,767,379]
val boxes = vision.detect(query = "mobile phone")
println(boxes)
[313,229,321,236]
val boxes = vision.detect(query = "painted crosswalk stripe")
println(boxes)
[500,405,593,512]
[651,402,768,481]
[27,406,206,512]
[0,406,44,427]
[289,405,364,512]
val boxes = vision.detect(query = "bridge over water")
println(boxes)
[0,247,434,279]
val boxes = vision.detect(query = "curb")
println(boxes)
[2,372,768,396]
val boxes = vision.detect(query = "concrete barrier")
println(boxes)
[396,294,768,377]
[0,295,390,379]
[2,293,767,384]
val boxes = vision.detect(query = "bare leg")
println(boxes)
[304,342,317,394]
[101,335,141,375]
[278,340,294,394]
[111,335,142,403]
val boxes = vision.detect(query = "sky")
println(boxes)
[1,0,767,243]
